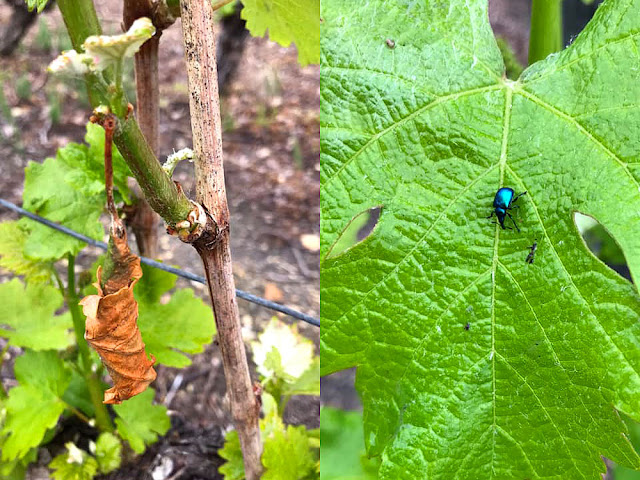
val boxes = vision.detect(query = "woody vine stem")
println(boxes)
[178,1,263,477]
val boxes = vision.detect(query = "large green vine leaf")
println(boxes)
[22,151,104,261]
[320,0,640,478]
[20,122,131,262]
[1,351,71,461]
[135,264,216,367]
[241,0,320,66]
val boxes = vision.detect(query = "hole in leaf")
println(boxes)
[326,207,381,259]
[574,212,630,282]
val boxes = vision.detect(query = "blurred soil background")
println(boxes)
[0,2,319,478]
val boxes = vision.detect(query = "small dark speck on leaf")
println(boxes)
[464,322,470,331]
[386,38,396,49]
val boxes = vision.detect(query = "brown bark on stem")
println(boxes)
[178,1,262,478]
[124,0,159,258]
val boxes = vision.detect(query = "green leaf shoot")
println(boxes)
[113,388,170,454]
[1,351,71,460]
[219,429,244,480]
[83,18,155,71]
[321,0,640,477]
[283,357,320,397]
[94,432,122,474]
[251,318,315,383]
[219,393,319,479]
[0,279,73,350]
[24,0,50,13]
[49,443,99,480]
[262,424,317,480]
[241,0,320,66]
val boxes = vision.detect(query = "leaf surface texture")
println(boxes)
[320,0,640,477]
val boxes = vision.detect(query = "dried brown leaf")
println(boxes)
[80,234,156,404]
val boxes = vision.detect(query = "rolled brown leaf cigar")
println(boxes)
[80,230,156,405]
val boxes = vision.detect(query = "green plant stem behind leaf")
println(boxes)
[66,254,114,433]
[320,0,640,478]
[529,0,563,64]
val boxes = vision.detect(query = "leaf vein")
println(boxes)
[495,351,587,479]
[506,164,640,382]
[518,89,640,192]
[324,163,498,340]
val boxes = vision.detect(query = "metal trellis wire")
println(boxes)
[0,198,320,327]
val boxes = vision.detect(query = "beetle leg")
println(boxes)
[512,191,527,202]
[507,212,520,232]
[487,211,495,219]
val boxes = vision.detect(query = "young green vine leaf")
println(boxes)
[48,442,98,480]
[321,0,640,478]
[94,432,122,474]
[112,388,170,454]
[18,122,131,262]
[219,393,318,479]
[241,0,320,66]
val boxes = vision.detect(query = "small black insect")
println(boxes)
[526,240,538,264]
[464,322,470,331]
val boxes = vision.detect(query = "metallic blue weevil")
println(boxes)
[487,187,527,232]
